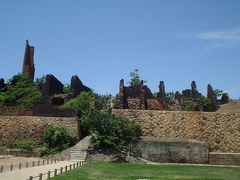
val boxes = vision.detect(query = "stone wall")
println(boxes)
[0,116,79,145]
[130,137,209,164]
[112,109,240,153]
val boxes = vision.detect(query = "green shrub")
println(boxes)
[6,139,39,151]
[0,73,42,107]
[94,93,113,113]
[63,91,94,112]
[78,108,141,150]
[43,125,76,152]
[199,96,212,112]
[113,93,123,109]
[183,100,198,111]
[63,84,71,94]
[16,139,39,151]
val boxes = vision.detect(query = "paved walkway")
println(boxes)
[0,136,91,180]
[0,160,82,180]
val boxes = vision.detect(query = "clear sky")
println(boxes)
[0,0,240,98]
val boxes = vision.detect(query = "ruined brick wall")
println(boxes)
[112,109,240,153]
[0,116,79,145]
[0,106,77,117]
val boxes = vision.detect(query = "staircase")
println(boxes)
[69,136,91,162]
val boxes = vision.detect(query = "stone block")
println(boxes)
[130,137,209,164]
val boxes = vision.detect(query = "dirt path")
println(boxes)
[0,160,81,180]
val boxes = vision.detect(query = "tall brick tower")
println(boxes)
[22,40,35,80]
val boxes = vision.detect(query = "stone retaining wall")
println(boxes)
[130,137,209,164]
[112,109,240,153]
[0,116,79,145]
[209,152,240,166]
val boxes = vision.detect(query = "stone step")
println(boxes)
[69,136,91,162]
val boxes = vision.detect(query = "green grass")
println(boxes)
[50,162,240,180]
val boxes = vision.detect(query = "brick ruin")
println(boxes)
[40,74,91,106]
[0,40,91,108]
[22,40,35,80]
[116,79,229,111]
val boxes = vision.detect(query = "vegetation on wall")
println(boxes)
[166,91,175,102]
[42,125,76,155]
[128,69,146,86]
[183,100,198,111]
[213,89,223,98]
[94,93,113,113]
[35,75,46,89]
[0,73,42,107]
[6,139,40,151]
[63,91,95,112]
[78,108,141,150]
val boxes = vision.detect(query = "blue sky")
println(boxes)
[0,0,240,98]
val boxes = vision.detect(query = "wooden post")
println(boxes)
[70,165,72,170]
[29,176,33,180]
[0,166,3,173]
[26,162,28,168]
[32,161,35,167]
[39,173,42,180]
[43,160,45,165]
[54,159,56,163]
[38,160,40,166]
[47,171,51,179]
[10,164,13,171]
[19,163,22,170]
[65,166,67,172]
[51,159,53,164]
[54,169,57,176]
[60,167,63,174]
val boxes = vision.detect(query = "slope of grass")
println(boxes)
[50,162,240,180]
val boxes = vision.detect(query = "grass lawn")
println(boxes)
[50,162,240,180]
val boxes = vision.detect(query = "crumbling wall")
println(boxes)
[0,106,77,117]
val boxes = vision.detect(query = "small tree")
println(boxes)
[214,89,223,98]
[35,76,46,89]
[128,69,146,86]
